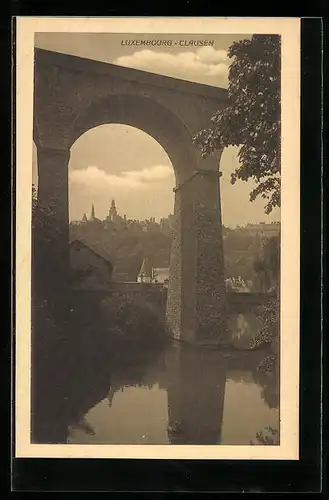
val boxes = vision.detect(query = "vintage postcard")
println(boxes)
[15,17,300,460]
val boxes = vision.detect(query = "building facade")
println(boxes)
[69,240,113,290]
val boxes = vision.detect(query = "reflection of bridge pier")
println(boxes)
[164,343,227,444]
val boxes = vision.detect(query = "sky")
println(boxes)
[33,33,280,227]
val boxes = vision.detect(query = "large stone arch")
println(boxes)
[33,48,228,344]
[68,93,199,184]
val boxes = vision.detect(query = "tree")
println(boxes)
[252,235,280,292]
[250,426,279,445]
[32,184,59,246]
[252,258,268,292]
[194,35,281,214]
[32,183,64,307]
[261,235,280,288]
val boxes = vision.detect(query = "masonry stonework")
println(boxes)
[33,48,228,345]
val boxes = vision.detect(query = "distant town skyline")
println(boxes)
[71,196,280,228]
[33,33,280,228]
[32,124,280,228]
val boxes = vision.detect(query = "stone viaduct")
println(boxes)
[33,48,229,345]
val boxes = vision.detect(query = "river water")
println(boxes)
[67,312,280,446]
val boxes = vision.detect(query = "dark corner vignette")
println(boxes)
[299,16,323,494]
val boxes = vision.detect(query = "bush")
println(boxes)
[99,295,169,351]
[249,296,280,371]
[250,426,279,445]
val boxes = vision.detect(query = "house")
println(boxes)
[111,253,144,282]
[137,256,155,283]
[153,267,170,285]
[69,240,113,290]
[244,221,280,238]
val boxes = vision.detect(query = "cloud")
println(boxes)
[69,164,175,221]
[113,47,230,87]
[122,164,172,181]
[70,164,173,190]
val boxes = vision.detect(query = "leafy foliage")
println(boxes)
[99,295,168,350]
[249,238,280,371]
[70,220,172,275]
[194,35,281,214]
[32,184,65,303]
[261,236,280,281]
[257,354,277,373]
[252,235,280,292]
[250,426,279,445]
[32,184,59,243]
[249,296,280,371]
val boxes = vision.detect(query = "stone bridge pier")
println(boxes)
[33,48,228,345]
[166,154,227,345]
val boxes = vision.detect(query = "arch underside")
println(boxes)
[68,94,199,184]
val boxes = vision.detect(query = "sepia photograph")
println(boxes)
[15,18,300,460]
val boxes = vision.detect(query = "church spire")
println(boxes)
[91,203,95,219]
[109,199,117,220]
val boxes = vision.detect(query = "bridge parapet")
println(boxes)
[226,291,276,307]
[70,285,275,315]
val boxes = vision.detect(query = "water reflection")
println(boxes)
[67,315,279,445]
[228,312,262,348]
[165,345,227,444]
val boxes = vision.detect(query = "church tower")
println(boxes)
[91,203,96,220]
[109,199,117,221]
